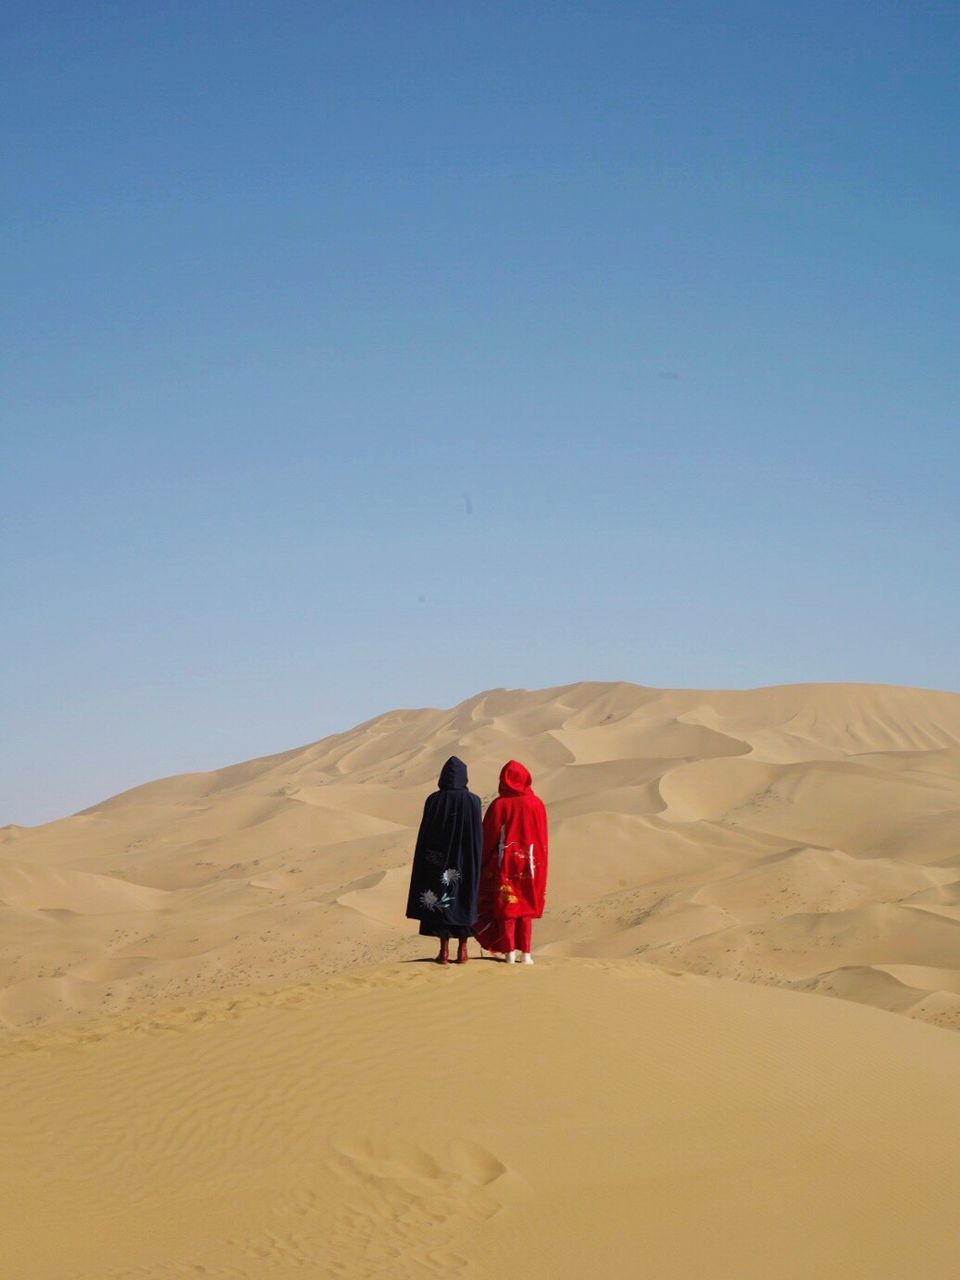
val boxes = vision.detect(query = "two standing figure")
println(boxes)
[405,756,549,965]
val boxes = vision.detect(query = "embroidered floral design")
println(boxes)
[420,875,458,911]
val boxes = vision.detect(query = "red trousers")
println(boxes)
[502,916,533,953]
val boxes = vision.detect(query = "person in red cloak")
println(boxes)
[475,760,549,964]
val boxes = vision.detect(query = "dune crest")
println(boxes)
[3,961,960,1278]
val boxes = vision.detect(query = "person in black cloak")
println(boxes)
[405,756,483,964]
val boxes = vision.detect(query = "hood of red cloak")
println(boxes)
[498,759,533,796]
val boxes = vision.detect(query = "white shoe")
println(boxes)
[522,953,534,965]
[506,951,518,964]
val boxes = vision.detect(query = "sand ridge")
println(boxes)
[5,681,960,1278]
[3,959,960,1279]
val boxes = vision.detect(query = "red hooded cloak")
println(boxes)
[475,760,549,953]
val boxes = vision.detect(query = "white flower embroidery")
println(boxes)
[420,889,439,909]
[441,868,461,886]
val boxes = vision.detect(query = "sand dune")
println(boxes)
[4,960,960,1280]
[5,681,960,1276]
[3,680,960,1031]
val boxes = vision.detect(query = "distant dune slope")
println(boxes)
[2,681,960,1030]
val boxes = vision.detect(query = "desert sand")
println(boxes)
[3,681,960,1277]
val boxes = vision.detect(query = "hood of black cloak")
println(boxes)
[438,756,468,790]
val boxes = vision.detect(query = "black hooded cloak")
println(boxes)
[406,756,483,939]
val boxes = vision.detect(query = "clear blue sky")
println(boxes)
[2,1,958,825]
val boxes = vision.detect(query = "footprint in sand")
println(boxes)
[267,1135,517,1278]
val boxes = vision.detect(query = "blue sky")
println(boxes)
[2,1,958,824]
